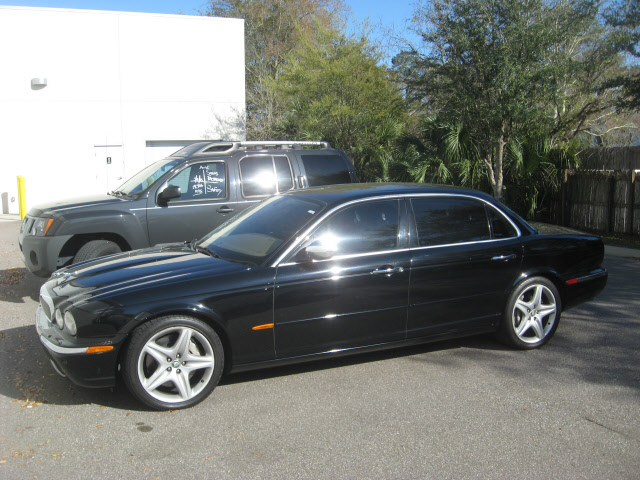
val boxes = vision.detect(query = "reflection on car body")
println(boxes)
[35,183,608,410]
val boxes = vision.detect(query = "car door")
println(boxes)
[407,195,523,338]
[146,159,239,245]
[273,198,411,359]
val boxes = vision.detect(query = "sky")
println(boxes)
[0,0,418,36]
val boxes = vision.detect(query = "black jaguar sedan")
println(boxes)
[36,183,607,410]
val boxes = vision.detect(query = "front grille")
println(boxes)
[20,216,31,234]
[22,217,34,236]
[39,293,53,321]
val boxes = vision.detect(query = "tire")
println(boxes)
[122,316,224,410]
[499,277,562,350]
[73,239,121,263]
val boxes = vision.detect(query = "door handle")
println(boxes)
[216,206,235,214]
[491,254,517,262]
[371,266,405,276]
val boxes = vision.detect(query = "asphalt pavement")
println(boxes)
[1,218,638,479]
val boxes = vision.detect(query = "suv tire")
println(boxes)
[73,239,121,263]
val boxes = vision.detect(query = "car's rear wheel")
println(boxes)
[73,239,121,263]
[500,277,561,349]
[122,316,224,410]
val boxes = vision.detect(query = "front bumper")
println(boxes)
[36,306,118,388]
[19,229,73,277]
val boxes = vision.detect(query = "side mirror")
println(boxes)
[305,241,336,261]
[158,186,181,205]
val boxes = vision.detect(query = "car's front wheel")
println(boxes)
[500,277,561,349]
[122,316,224,410]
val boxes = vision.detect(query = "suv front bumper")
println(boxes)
[19,232,72,277]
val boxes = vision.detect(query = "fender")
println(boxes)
[106,278,276,370]
[55,200,150,251]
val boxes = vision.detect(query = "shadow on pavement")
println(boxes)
[0,267,45,304]
[0,318,504,411]
[0,323,142,411]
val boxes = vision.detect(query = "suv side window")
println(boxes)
[411,197,491,247]
[311,200,400,256]
[240,155,294,198]
[168,162,227,201]
[301,154,351,187]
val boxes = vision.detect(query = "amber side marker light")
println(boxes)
[86,346,114,354]
[44,218,55,236]
[252,324,274,331]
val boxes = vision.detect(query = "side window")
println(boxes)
[487,206,518,239]
[168,162,226,201]
[240,155,294,197]
[411,197,490,247]
[274,156,294,191]
[312,200,399,256]
[301,154,351,187]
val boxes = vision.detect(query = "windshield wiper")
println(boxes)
[190,238,221,259]
[109,190,128,198]
[198,245,221,258]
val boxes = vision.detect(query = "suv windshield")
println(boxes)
[115,158,183,195]
[198,195,325,266]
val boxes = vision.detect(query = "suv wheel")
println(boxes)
[73,239,121,263]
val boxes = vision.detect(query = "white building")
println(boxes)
[0,6,245,214]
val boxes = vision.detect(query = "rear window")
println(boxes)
[301,154,351,186]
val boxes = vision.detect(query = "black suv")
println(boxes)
[19,141,357,276]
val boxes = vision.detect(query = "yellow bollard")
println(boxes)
[17,175,27,219]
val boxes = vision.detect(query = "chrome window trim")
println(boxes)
[158,160,229,204]
[410,236,520,252]
[272,193,521,267]
[279,247,413,267]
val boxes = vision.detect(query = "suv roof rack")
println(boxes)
[190,140,332,155]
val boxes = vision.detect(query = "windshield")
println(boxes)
[115,158,183,195]
[198,195,325,265]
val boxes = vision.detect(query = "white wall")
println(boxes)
[0,6,245,213]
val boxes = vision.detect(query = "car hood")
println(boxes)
[48,243,250,304]
[29,194,127,217]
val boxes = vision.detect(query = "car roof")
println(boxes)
[285,182,495,206]
[284,183,536,236]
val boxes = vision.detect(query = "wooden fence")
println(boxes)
[578,146,640,171]
[548,169,640,236]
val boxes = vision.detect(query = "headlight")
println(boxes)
[64,311,77,335]
[54,309,64,328]
[30,217,58,236]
